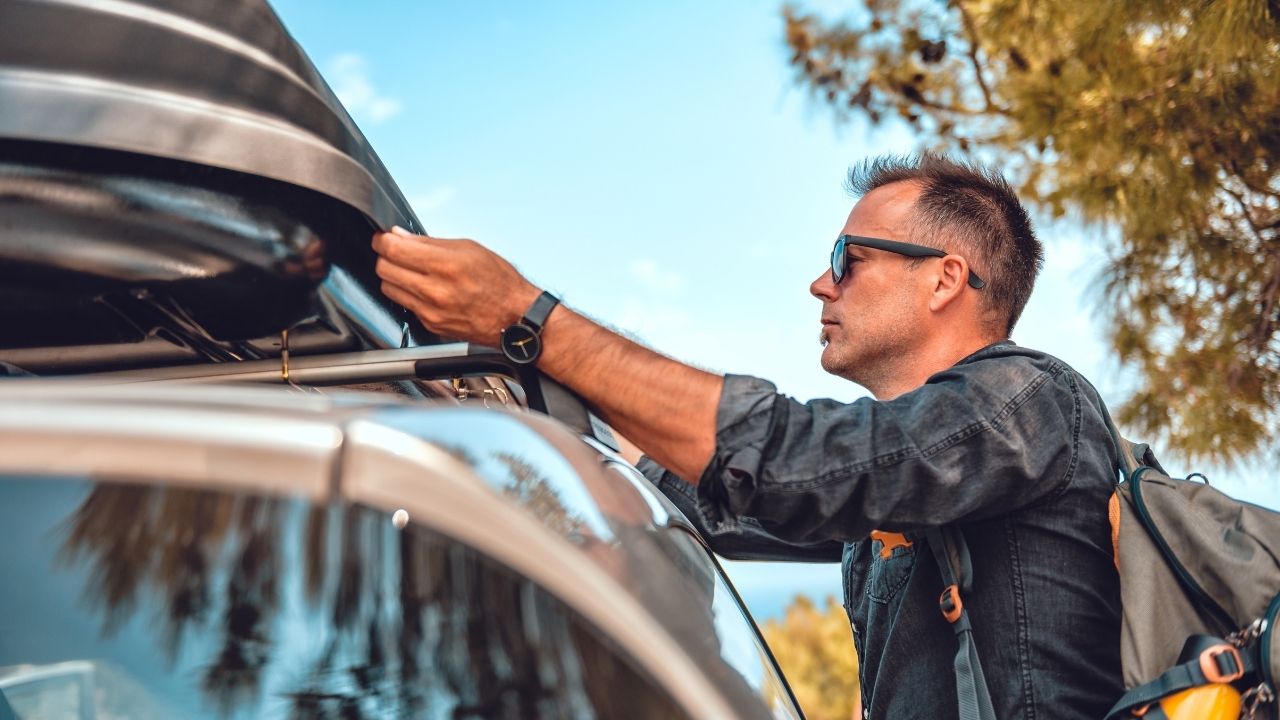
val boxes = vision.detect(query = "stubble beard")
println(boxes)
[820,325,914,395]
[818,331,864,385]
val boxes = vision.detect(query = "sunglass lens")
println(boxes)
[831,236,845,283]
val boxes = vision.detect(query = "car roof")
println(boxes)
[0,380,764,719]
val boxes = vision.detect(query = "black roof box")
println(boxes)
[0,0,420,230]
[0,0,433,373]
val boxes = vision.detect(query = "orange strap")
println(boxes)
[1198,644,1244,684]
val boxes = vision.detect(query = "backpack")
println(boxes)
[1101,432,1280,720]
[930,418,1280,720]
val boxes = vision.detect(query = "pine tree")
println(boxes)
[784,0,1280,463]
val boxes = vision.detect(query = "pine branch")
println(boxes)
[954,1,1008,115]
[1220,184,1268,244]
[1251,247,1280,354]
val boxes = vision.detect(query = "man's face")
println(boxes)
[809,182,932,386]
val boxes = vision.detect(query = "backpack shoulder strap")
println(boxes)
[926,526,997,720]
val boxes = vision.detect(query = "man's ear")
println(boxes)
[928,255,970,312]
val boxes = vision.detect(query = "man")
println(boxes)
[372,154,1123,718]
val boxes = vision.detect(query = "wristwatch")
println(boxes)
[500,291,560,365]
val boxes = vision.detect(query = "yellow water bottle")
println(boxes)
[1152,683,1242,719]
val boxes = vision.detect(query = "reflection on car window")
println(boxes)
[376,409,615,541]
[706,558,804,720]
[0,476,690,719]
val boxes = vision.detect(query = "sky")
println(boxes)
[270,0,1276,620]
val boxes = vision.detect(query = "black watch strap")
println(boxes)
[522,291,560,332]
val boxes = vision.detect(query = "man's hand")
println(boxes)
[371,226,723,484]
[372,226,541,346]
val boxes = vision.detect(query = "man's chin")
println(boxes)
[820,345,865,383]
[818,345,844,376]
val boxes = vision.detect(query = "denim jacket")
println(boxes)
[639,342,1123,719]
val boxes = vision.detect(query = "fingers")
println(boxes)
[372,228,456,328]
[369,226,523,344]
[379,279,421,312]
[371,229,443,269]
[374,256,430,299]
[379,280,442,330]
[372,228,489,282]
[374,226,480,251]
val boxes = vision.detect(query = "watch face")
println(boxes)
[500,323,542,364]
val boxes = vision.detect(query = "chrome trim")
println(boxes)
[0,392,340,498]
[604,459,673,525]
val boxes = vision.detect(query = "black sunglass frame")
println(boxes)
[831,234,986,289]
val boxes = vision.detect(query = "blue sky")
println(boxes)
[271,0,1275,619]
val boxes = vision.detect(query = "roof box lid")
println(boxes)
[0,0,419,232]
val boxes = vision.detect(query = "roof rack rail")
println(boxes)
[87,343,609,445]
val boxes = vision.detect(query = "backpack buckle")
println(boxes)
[939,584,963,624]
[1241,683,1275,720]
[1199,644,1244,683]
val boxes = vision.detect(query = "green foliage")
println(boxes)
[762,595,861,720]
[784,0,1280,464]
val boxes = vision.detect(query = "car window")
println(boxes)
[0,475,690,720]
[658,532,803,720]
[599,461,803,719]
[708,566,803,720]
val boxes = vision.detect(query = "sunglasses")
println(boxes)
[830,234,986,289]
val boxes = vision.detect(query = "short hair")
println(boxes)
[846,154,1043,334]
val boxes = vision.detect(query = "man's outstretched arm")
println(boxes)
[371,227,721,483]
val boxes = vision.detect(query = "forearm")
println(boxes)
[538,305,721,484]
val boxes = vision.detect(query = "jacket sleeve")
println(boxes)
[694,362,1082,544]
[637,456,844,562]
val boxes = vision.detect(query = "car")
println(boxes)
[0,0,805,718]
[0,382,799,719]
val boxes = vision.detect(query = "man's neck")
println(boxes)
[871,335,1003,400]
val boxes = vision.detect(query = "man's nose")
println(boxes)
[811,268,839,301]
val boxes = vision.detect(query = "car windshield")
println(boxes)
[0,475,690,719]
